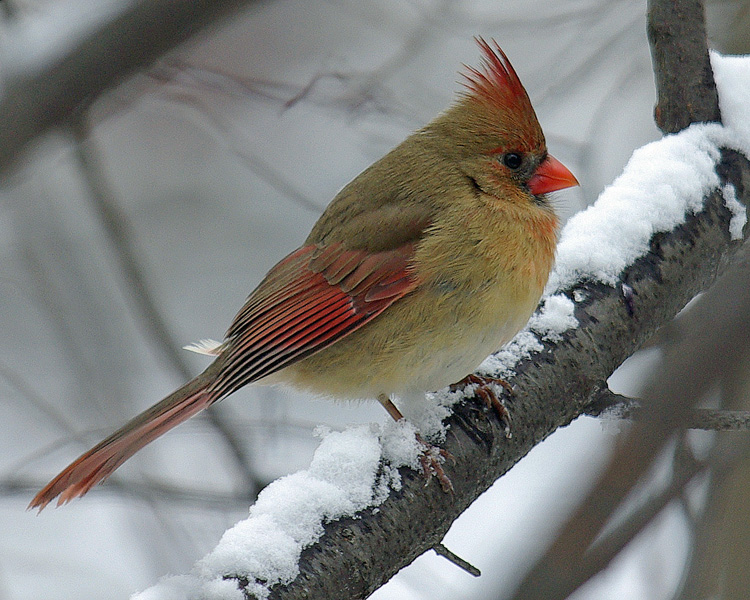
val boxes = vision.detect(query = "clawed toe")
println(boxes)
[451,374,513,437]
[415,434,454,493]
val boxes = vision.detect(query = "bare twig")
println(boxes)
[432,544,481,577]
[586,388,750,430]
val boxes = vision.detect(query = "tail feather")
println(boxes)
[29,362,221,511]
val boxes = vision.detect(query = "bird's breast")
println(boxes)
[275,201,557,401]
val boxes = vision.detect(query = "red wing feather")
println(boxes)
[210,243,418,398]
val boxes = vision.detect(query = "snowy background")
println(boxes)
[1,0,748,598]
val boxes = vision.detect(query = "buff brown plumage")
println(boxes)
[30,38,577,510]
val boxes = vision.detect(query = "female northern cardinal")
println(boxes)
[30,38,577,510]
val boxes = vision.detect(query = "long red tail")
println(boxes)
[29,361,222,511]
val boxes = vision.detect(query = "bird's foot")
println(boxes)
[450,374,513,437]
[415,433,454,493]
[377,392,454,492]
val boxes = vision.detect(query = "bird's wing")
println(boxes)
[209,242,419,397]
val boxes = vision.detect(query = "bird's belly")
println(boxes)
[270,281,539,401]
[395,318,519,393]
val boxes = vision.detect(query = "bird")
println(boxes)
[30,37,578,510]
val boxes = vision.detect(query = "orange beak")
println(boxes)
[527,154,579,196]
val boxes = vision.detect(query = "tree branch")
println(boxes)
[204,2,750,595]
[0,0,256,173]
[647,0,721,132]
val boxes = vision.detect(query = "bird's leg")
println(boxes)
[450,374,513,437]
[377,394,454,493]
[377,393,406,422]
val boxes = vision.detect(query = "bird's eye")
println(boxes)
[503,152,523,170]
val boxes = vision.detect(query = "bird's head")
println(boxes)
[428,37,578,204]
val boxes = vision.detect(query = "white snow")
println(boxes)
[547,125,722,290]
[547,51,750,294]
[476,294,578,378]
[528,294,579,342]
[477,330,544,379]
[712,51,750,143]
[378,419,423,471]
[133,425,415,600]
[132,51,750,600]
[722,183,746,239]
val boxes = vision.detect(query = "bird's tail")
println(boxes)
[29,360,223,511]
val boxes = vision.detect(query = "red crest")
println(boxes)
[462,37,531,112]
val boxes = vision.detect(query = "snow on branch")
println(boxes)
[132,52,750,600]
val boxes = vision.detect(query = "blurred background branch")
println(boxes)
[648,0,721,131]
[586,390,750,431]
[69,115,263,498]
[0,0,255,172]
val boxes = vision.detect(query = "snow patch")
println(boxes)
[478,330,544,379]
[545,52,750,293]
[712,51,750,143]
[380,419,423,470]
[547,124,724,291]
[722,183,746,240]
[133,423,427,600]
[528,294,578,342]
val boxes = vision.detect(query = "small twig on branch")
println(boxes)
[432,544,481,577]
[586,388,750,430]
[584,388,639,418]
